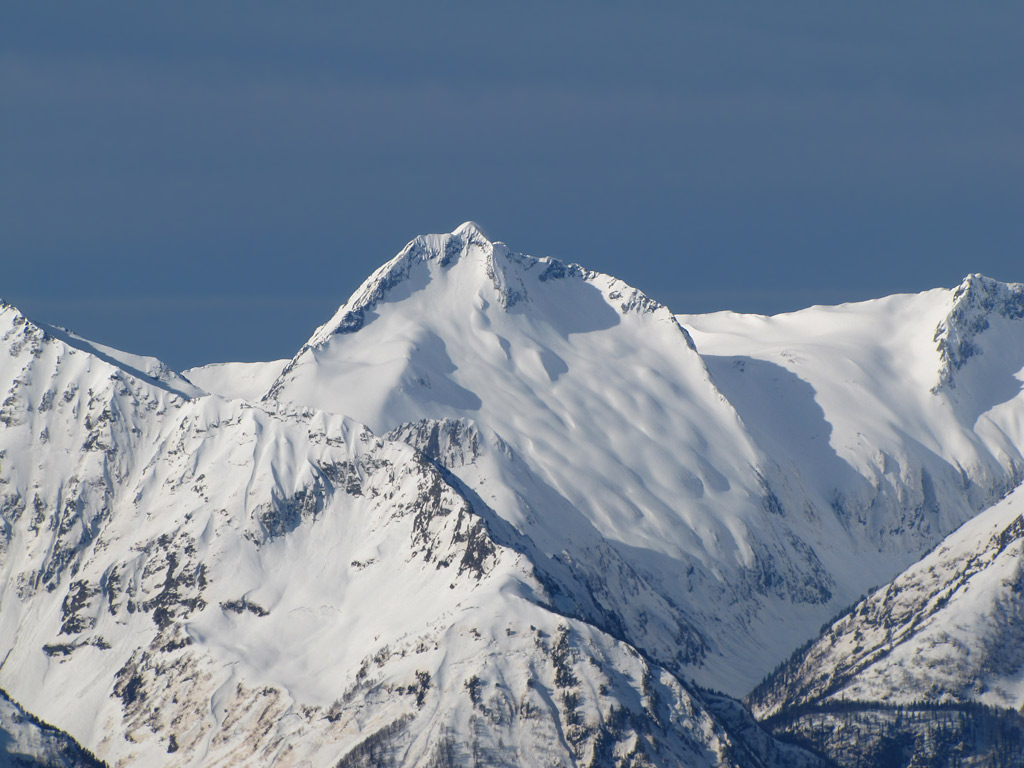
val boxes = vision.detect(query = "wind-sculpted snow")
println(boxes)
[3,223,1024,766]
[262,224,871,695]
[0,300,816,766]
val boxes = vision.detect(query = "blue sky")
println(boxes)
[3,2,1022,370]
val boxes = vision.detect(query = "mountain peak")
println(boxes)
[264,224,697,434]
[452,220,489,240]
[932,273,1024,391]
[299,224,669,354]
[302,223,511,347]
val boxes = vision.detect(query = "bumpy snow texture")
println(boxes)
[3,224,1024,767]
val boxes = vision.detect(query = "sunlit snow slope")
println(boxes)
[265,224,1024,695]
[680,274,1024,545]
[182,360,286,402]
[3,221,1023,768]
[0,300,819,767]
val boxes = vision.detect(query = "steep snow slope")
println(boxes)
[265,226,762,544]
[680,274,1024,551]
[262,223,864,693]
[263,224,1024,695]
[748,483,1024,718]
[0,300,819,767]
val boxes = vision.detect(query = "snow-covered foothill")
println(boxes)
[748,482,1024,718]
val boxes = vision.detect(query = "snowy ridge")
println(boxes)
[682,282,1024,583]
[182,360,287,402]
[745,484,1024,765]
[266,222,683,406]
[681,286,1024,543]
[300,222,669,349]
[260,224,863,695]
[33,316,203,401]
[0,298,817,766]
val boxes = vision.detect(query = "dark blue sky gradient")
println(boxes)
[3,2,1022,370]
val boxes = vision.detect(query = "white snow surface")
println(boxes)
[182,359,287,402]
[265,225,1024,695]
[2,224,1023,766]
[0,298,813,767]
[680,278,1024,507]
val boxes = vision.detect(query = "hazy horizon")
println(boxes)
[4,2,1022,370]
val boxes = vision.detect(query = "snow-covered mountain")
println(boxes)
[261,222,786,692]
[749,482,1024,718]
[3,222,1024,766]
[680,272,1024,548]
[744,483,1024,766]
[259,223,1024,695]
[0,298,822,766]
